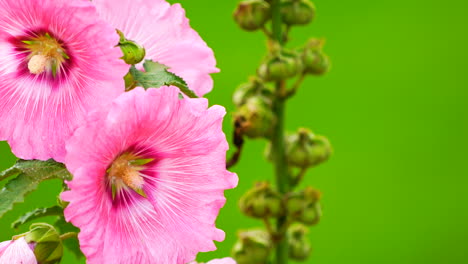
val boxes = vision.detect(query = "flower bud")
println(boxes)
[286,128,332,168]
[234,96,275,139]
[286,187,322,226]
[117,29,146,65]
[234,0,271,31]
[258,49,302,82]
[302,38,330,75]
[25,223,63,264]
[232,228,272,264]
[281,0,316,26]
[233,77,274,107]
[287,224,312,261]
[239,182,284,218]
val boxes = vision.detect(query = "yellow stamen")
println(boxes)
[22,33,69,77]
[108,153,145,190]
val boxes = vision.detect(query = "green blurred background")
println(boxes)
[1,0,468,263]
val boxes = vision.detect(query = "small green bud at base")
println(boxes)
[239,181,285,218]
[234,0,271,31]
[234,96,275,139]
[258,49,302,82]
[117,29,146,65]
[281,0,316,26]
[287,224,312,261]
[286,128,332,168]
[25,223,63,264]
[232,228,272,264]
[302,38,331,75]
[233,77,274,107]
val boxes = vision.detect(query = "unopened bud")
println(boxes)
[117,29,146,65]
[286,187,322,226]
[286,128,332,168]
[232,228,272,264]
[302,38,330,75]
[234,0,271,31]
[258,49,302,82]
[239,182,284,218]
[234,96,275,139]
[25,223,63,264]
[281,0,316,26]
[287,224,312,261]
[233,77,274,107]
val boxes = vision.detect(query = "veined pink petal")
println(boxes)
[62,87,237,264]
[93,0,219,97]
[0,238,36,264]
[0,0,128,161]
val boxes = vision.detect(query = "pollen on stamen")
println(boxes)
[28,54,50,74]
[107,153,149,199]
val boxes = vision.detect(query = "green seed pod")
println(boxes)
[233,77,274,107]
[117,29,146,65]
[302,38,330,75]
[286,187,322,226]
[234,0,271,31]
[234,96,275,139]
[239,182,284,218]
[232,228,272,264]
[286,128,332,168]
[281,0,316,26]
[258,49,302,82]
[287,224,312,261]
[25,223,63,264]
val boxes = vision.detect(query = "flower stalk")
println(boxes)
[232,0,332,263]
[271,2,290,263]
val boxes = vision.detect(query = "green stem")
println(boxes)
[59,232,77,241]
[271,1,290,264]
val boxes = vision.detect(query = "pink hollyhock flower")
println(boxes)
[0,0,128,161]
[93,0,219,97]
[188,257,237,264]
[62,86,238,264]
[0,238,36,264]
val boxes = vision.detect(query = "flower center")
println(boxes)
[22,33,69,77]
[107,152,153,199]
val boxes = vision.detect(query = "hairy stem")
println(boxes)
[271,1,290,263]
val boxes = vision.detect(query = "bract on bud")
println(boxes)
[234,0,271,31]
[25,223,63,264]
[302,38,330,75]
[286,128,332,168]
[234,96,275,139]
[232,228,272,264]
[281,0,316,26]
[239,181,284,218]
[287,224,312,261]
[117,29,146,65]
[286,187,322,226]
[233,77,274,107]
[258,49,302,82]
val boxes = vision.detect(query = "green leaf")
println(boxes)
[0,159,72,218]
[11,206,63,229]
[54,216,83,260]
[127,60,198,98]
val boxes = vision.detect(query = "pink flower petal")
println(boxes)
[63,87,237,264]
[0,238,36,264]
[0,0,128,161]
[93,0,219,97]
